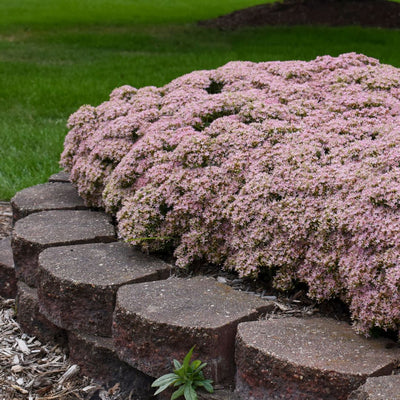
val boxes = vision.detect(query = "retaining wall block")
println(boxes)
[198,390,242,400]
[38,242,172,337]
[0,237,17,298]
[48,171,70,183]
[12,210,116,287]
[235,318,400,400]
[68,331,154,400]
[16,281,67,346]
[112,276,275,386]
[348,375,400,400]
[11,182,87,222]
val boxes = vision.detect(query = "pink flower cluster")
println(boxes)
[61,53,400,335]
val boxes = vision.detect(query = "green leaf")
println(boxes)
[190,360,202,370]
[152,373,179,388]
[193,362,207,373]
[173,359,182,370]
[183,382,198,400]
[173,378,185,386]
[171,385,185,400]
[153,381,175,396]
[196,371,205,380]
[182,346,195,371]
[201,380,214,393]
[174,366,186,379]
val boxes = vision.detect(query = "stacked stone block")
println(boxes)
[12,209,116,287]
[3,174,400,399]
[235,318,400,400]
[348,375,400,400]
[11,181,87,222]
[38,242,172,336]
[0,237,17,298]
[113,276,274,386]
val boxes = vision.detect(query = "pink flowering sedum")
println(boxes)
[61,53,400,335]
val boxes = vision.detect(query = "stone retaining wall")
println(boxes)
[1,173,400,400]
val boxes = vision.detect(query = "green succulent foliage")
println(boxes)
[151,346,214,400]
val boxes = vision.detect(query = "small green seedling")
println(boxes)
[151,346,214,400]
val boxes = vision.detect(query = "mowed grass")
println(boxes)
[1,0,400,200]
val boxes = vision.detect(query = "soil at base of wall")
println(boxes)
[199,0,400,30]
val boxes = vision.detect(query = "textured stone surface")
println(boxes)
[0,237,17,298]
[38,242,172,336]
[48,171,70,183]
[12,210,116,287]
[68,331,154,399]
[11,182,86,222]
[198,389,242,400]
[113,276,274,384]
[16,281,66,345]
[235,318,400,400]
[348,375,400,400]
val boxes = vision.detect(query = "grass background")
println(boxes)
[1,0,400,200]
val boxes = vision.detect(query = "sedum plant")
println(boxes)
[61,53,400,336]
[151,346,213,400]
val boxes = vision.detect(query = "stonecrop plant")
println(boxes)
[151,346,213,400]
[61,53,400,336]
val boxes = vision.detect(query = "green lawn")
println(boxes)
[1,0,400,200]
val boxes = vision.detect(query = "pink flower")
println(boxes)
[61,52,400,336]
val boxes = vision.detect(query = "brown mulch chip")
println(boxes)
[199,0,400,30]
[0,297,131,400]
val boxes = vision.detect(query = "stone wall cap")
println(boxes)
[48,171,70,183]
[348,374,400,400]
[39,242,172,288]
[237,318,400,376]
[13,210,115,245]
[116,276,274,329]
[11,182,85,219]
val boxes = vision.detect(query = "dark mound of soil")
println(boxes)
[199,0,400,30]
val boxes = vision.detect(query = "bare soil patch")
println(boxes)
[199,0,400,30]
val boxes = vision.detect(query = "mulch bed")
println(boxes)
[0,296,132,400]
[199,0,400,30]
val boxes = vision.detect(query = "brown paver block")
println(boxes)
[348,375,400,400]
[235,318,400,400]
[0,237,17,298]
[113,276,274,385]
[198,391,242,400]
[16,281,67,345]
[12,210,116,287]
[68,331,154,400]
[11,182,86,222]
[48,171,70,183]
[38,242,172,337]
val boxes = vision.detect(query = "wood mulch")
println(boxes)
[199,0,400,30]
[0,296,131,400]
